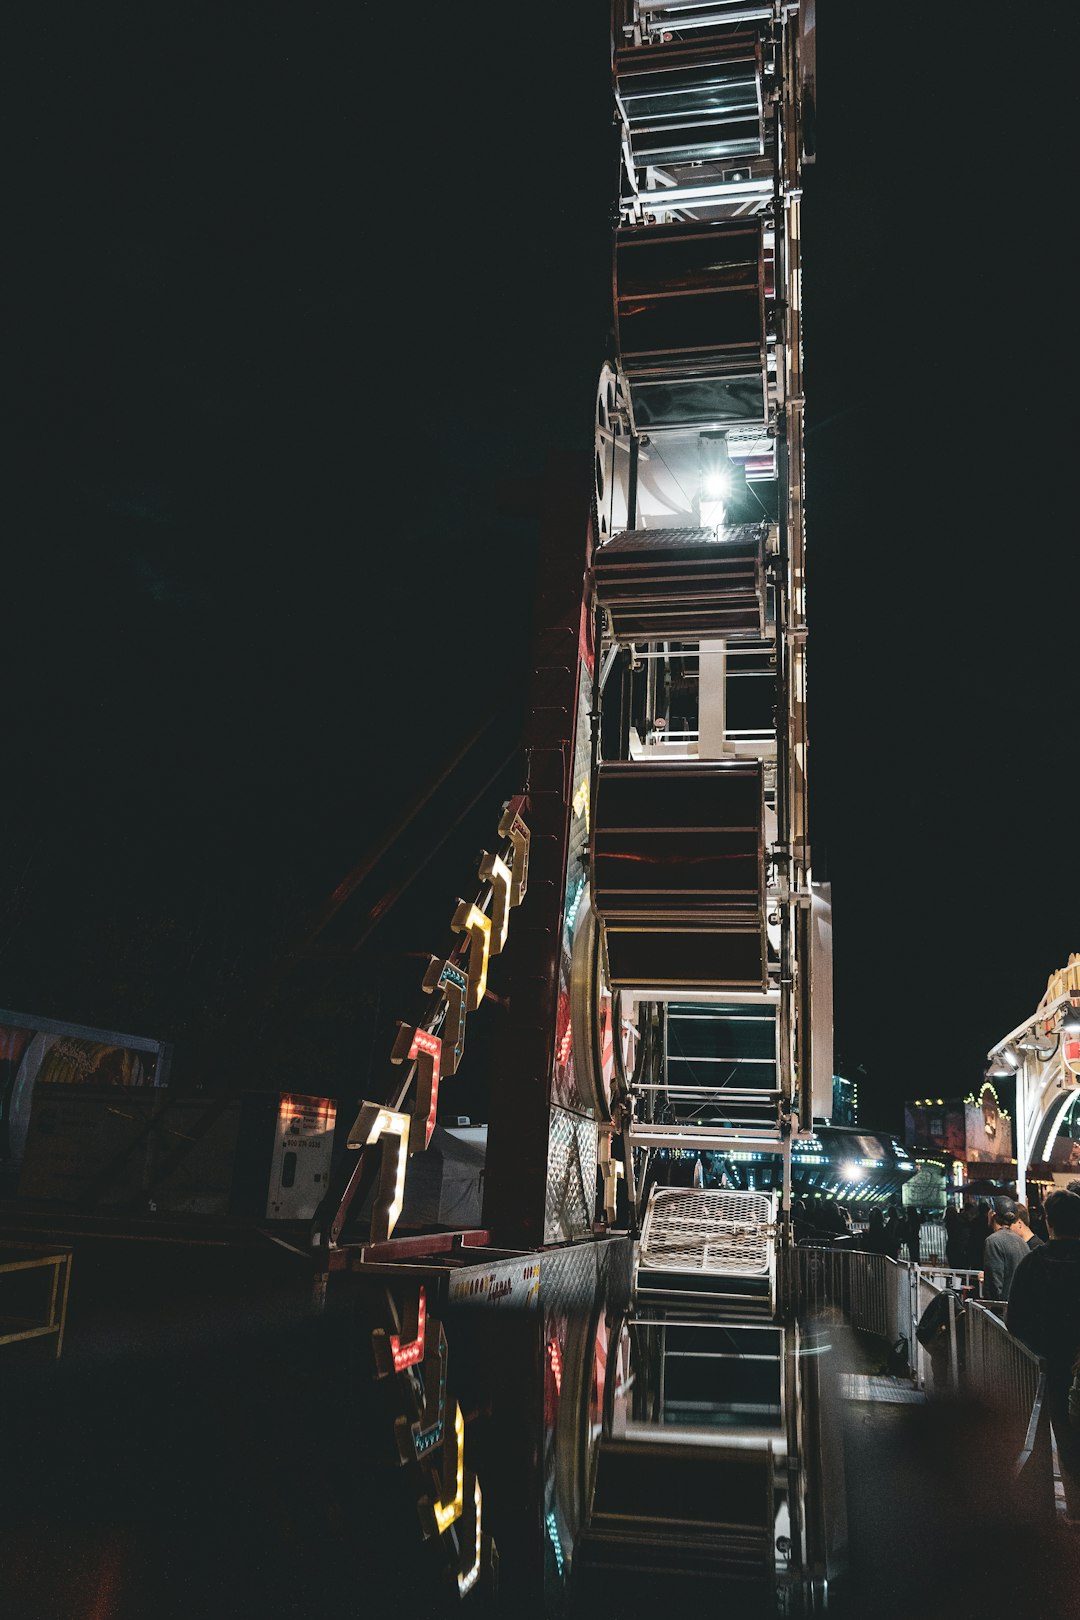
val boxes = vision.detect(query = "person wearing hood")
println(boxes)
[1007,1190,1080,1523]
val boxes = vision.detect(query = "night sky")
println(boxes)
[7,5,1076,1136]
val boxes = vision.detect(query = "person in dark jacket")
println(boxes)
[884,1205,902,1261]
[944,1203,966,1268]
[982,1202,1028,1302]
[865,1207,888,1256]
[904,1206,923,1265]
[1007,1190,1080,1522]
[966,1202,991,1270]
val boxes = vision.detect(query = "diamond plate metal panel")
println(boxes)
[551,670,598,1115]
[598,526,718,552]
[544,1107,598,1244]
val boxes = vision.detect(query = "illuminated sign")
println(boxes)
[349,1103,410,1243]
[341,802,529,1239]
[499,795,530,906]
[392,1318,448,1462]
[452,901,493,1013]
[392,1023,442,1149]
[458,1476,483,1596]
[340,803,528,1601]
[424,1402,465,1536]
[478,849,514,956]
[380,1302,488,1596]
[372,1283,427,1376]
[423,957,469,1076]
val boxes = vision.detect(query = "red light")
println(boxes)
[390,1285,427,1372]
[393,1024,443,1148]
[547,1338,563,1393]
[411,1029,442,1145]
[555,989,572,1068]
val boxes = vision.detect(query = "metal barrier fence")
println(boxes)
[964,1300,1052,1509]
[964,1300,1043,1427]
[838,1221,949,1263]
[789,1247,896,1341]
[911,1220,946,1261]
[910,1268,964,1394]
[788,1247,1054,1514]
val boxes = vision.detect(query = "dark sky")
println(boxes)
[6,5,1076,1131]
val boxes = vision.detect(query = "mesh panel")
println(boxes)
[597,522,766,554]
[639,1187,774,1275]
[545,1108,599,1244]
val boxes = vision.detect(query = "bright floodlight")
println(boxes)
[703,470,731,500]
[990,1047,1019,1074]
[840,1161,860,1182]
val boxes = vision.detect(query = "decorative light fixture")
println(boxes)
[1018,1034,1059,1061]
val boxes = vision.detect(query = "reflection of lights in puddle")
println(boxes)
[546,1510,565,1577]
[458,1477,483,1597]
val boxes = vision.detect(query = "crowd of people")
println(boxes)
[790,1190,1061,1275]
[791,1196,930,1260]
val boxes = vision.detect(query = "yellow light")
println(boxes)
[458,1475,483,1596]
[572,776,590,831]
[452,901,492,1012]
[433,1404,465,1535]
[478,850,513,956]
[349,1101,411,1243]
[497,797,530,907]
[597,1131,624,1222]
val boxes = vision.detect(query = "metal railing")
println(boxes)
[788,1246,894,1340]
[964,1301,1043,1430]
[963,1301,1052,1508]
[788,1247,1055,1514]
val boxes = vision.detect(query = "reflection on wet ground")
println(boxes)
[2,1234,1077,1618]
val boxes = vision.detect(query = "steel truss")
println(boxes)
[578,3,826,1611]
